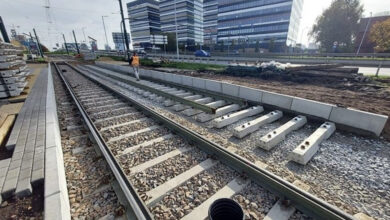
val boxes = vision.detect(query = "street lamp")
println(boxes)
[174,0,179,59]
[101,15,109,50]
[82,27,87,43]
[357,12,372,56]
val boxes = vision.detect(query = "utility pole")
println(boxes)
[357,12,372,56]
[33,28,44,58]
[102,16,109,50]
[118,0,131,65]
[174,0,180,59]
[0,16,10,43]
[82,27,87,43]
[72,30,80,54]
[63,34,69,55]
[29,32,38,56]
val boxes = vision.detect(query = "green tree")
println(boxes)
[166,32,177,52]
[310,0,363,52]
[370,18,390,52]
[255,40,260,53]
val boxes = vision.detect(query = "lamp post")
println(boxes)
[33,28,44,58]
[118,0,131,65]
[82,27,87,43]
[72,30,80,54]
[174,0,179,59]
[102,15,109,50]
[357,12,372,56]
[63,34,69,55]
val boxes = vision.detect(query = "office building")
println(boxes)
[127,0,161,49]
[204,0,304,51]
[112,32,130,51]
[203,0,218,45]
[160,0,204,47]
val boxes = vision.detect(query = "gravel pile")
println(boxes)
[150,163,236,219]
[118,137,185,168]
[130,149,208,198]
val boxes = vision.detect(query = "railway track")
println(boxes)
[75,63,389,219]
[52,62,355,220]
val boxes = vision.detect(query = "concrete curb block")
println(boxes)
[94,62,389,136]
[329,107,388,136]
[44,64,71,220]
[291,97,334,119]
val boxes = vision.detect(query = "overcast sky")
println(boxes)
[1,0,389,49]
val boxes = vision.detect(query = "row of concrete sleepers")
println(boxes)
[0,42,31,98]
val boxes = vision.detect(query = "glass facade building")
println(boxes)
[127,0,161,49]
[112,32,130,51]
[204,0,304,51]
[160,0,204,46]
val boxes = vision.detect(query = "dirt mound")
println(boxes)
[97,56,115,62]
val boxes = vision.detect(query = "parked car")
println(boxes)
[194,50,210,57]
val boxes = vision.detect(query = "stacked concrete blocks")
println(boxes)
[0,42,31,98]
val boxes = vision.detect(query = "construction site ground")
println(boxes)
[96,59,390,141]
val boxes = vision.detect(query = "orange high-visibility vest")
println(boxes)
[132,55,139,66]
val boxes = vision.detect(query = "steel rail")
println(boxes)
[90,64,247,109]
[83,66,220,114]
[65,62,355,220]
[52,62,153,220]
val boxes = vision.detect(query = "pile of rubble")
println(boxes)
[0,42,30,98]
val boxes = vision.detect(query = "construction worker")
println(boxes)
[129,52,140,81]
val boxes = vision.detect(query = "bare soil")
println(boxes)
[0,185,44,219]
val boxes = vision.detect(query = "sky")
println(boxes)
[1,0,390,50]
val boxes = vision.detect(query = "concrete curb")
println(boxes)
[44,63,71,220]
[95,62,388,136]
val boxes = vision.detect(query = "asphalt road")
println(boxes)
[353,66,390,76]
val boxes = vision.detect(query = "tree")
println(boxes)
[255,40,260,53]
[370,18,390,52]
[310,0,363,52]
